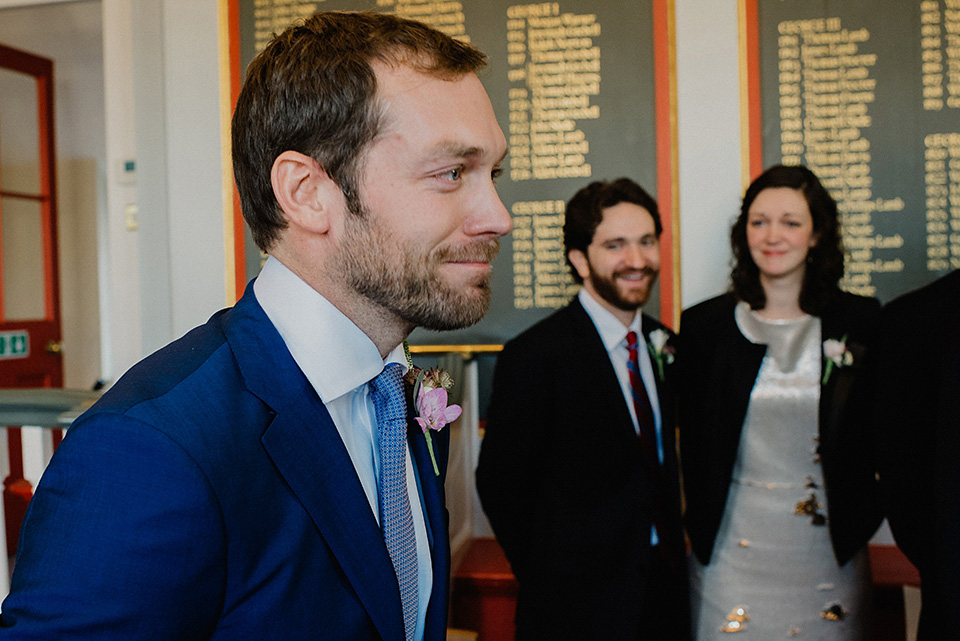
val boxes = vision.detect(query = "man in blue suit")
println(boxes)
[0,11,511,640]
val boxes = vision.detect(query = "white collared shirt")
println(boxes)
[254,256,431,640]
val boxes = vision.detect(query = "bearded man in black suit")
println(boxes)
[875,269,960,640]
[476,178,689,640]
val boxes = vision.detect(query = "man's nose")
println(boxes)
[466,186,513,238]
[624,243,649,267]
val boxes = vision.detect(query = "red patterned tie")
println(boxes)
[626,330,660,466]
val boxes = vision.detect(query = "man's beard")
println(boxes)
[589,266,658,312]
[336,202,500,331]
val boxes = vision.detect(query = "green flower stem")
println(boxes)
[822,360,834,384]
[424,431,439,476]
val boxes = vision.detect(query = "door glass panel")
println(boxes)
[0,68,41,194]
[1,196,46,321]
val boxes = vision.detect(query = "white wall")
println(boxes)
[675,0,744,313]
[97,0,227,383]
[129,0,226,358]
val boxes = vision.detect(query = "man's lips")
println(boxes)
[438,240,501,265]
[616,269,655,282]
[444,259,492,271]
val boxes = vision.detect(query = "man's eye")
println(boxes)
[443,168,462,181]
[492,167,503,182]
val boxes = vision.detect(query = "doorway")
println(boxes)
[0,42,64,556]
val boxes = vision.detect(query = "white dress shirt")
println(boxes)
[254,256,431,641]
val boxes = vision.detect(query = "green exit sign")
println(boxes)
[0,331,29,359]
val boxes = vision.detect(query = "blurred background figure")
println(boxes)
[874,269,960,640]
[679,164,882,639]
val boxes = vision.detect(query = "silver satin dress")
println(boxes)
[690,302,870,640]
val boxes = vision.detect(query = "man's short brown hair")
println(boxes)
[231,11,487,251]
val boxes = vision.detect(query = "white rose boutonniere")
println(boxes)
[822,334,853,384]
[646,328,676,381]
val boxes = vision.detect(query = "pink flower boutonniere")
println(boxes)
[822,334,853,384]
[646,328,676,381]
[403,344,462,476]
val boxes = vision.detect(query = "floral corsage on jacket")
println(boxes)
[647,328,676,382]
[821,334,865,384]
[403,345,462,476]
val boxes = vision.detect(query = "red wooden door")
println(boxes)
[0,43,63,554]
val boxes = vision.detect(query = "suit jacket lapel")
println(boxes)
[407,420,450,639]
[568,299,637,437]
[224,286,405,641]
[261,408,404,640]
[406,422,444,549]
[818,304,858,451]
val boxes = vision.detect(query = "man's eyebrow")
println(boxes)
[431,142,508,164]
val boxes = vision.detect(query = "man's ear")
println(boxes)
[270,150,341,234]
[567,249,591,282]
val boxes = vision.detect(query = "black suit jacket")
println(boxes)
[476,297,686,639]
[679,291,882,567]
[874,270,960,640]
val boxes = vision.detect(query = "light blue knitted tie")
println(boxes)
[371,363,418,641]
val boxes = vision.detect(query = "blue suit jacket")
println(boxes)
[0,284,451,640]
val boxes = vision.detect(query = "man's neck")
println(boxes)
[580,287,641,330]
[582,287,640,329]
[268,252,412,358]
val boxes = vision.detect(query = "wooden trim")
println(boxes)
[408,344,503,355]
[219,0,237,304]
[0,42,50,75]
[226,0,247,302]
[739,0,764,188]
[0,190,46,201]
[38,65,60,323]
[0,171,4,320]
[653,0,679,328]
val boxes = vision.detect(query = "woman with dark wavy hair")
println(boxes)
[679,165,882,639]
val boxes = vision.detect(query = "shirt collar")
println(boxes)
[253,256,408,404]
[578,288,643,350]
